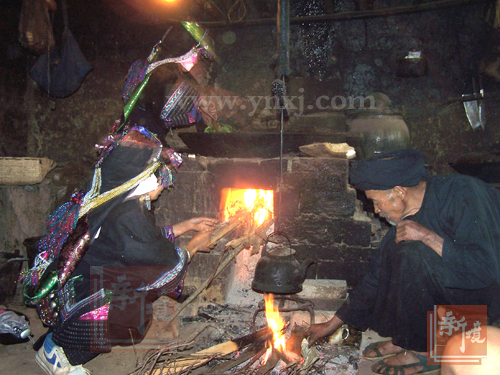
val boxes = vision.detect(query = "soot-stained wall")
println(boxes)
[154,156,374,287]
[2,0,500,277]
[2,0,500,179]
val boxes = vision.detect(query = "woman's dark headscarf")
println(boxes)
[99,135,157,194]
[349,148,427,191]
[87,131,160,237]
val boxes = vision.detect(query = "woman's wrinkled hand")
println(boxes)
[188,217,218,233]
[307,316,344,346]
[173,217,218,237]
[185,231,213,259]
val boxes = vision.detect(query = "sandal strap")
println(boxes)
[372,351,440,375]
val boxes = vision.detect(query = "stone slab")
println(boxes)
[297,279,348,311]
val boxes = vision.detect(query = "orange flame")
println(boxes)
[263,293,288,363]
[220,188,273,226]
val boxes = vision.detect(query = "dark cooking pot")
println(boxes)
[252,238,315,294]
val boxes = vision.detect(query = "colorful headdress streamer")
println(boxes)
[20,191,85,289]
[181,21,217,62]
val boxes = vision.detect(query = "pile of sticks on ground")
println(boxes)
[131,328,359,375]
[130,322,338,375]
[129,205,361,375]
[133,326,272,375]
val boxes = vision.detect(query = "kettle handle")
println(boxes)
[265,230,292,255]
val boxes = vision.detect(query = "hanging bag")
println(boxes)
[18,0,56,55]
[30,0,92,98]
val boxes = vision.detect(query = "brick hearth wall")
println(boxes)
[154,156,375,289]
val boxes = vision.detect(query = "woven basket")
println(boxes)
[0,157,56,185]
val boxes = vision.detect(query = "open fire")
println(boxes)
[137,297,359,375]
[133,200,362,375]
[263,293,290,363]
[220,188,273,227]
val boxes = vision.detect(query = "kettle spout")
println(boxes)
[300,258,315,279]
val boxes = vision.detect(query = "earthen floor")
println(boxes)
[0,299,381,375]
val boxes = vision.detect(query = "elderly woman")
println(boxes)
[31,126,217,375]
[308,148,500,375]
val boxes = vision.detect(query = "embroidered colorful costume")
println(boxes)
[33,127,188,366]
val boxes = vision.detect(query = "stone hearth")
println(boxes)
[154,154,375,307]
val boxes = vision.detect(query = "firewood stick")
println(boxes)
[167,218,275,323]
[206,209,252,247]
[239,345,269,372]
[151,327,272,374]
[255,217,275,239]
[255,350,279,375]
[206,341,267,374]
[165,244,246,322]
[196,209,251,253]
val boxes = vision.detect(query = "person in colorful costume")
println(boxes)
[31,126,217,375]
[307,148,500,375]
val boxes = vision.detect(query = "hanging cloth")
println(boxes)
[30,0,92,98]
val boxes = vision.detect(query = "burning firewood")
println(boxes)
[201,340,268,374]
[255,350,280,375]
[206,209,253,248]
[165,215,274,323]
[146,327,273,375]
[286,325,308,360]
[138,300,329,375]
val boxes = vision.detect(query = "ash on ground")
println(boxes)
[176,303,361,375]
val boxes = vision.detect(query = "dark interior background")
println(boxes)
[2,0,500,198]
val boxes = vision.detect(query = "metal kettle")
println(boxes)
[252,234,315,294]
